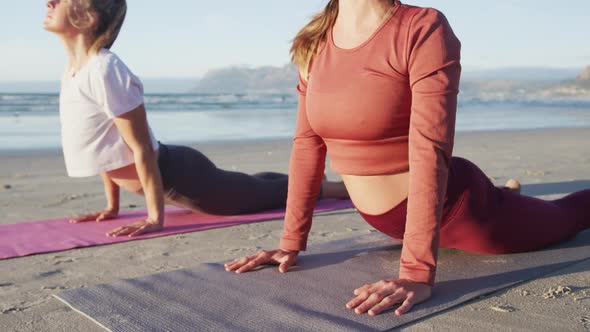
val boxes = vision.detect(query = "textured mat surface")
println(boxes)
[55,230,590,331]
[0,199,354,259]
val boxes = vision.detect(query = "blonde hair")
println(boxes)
[291,0,399,80]
[67,0,127,53]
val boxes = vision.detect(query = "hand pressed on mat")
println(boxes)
[346,278,432,316]
[225,249,299,274]
[106,219,163,237]
[69,208,119,223]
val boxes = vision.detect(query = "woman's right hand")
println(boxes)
[69,208,119,223]
[225,249,299,274]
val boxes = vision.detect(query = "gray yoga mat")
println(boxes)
[55,230,590,332]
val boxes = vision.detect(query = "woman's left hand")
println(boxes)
[346,278,432,316]
[106,219,163,237]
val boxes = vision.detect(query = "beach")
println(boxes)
[0,127,589,331]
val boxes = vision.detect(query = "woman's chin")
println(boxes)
[42,19,61,33]
[42,22,54,32]
[42,24,64,34]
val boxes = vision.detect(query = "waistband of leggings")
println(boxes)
[356,199,408,220]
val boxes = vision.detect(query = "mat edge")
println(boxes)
[52,294,113,332]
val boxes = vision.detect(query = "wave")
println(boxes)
[1,92,589,115]
[459,95,590,108]
[0,93,298,114]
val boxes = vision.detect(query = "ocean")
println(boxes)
[1,92,589,151]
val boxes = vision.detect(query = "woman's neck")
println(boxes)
[336,0,391,31]
[60,33,96,75]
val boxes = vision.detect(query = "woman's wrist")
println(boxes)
[106,203,120,212]
[147,210,164,225]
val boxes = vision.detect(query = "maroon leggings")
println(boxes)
[358,157,590,254]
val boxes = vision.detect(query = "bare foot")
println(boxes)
[503,178,521,194]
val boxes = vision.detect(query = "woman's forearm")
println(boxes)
[100,172,120,211]
[133,148,165,224]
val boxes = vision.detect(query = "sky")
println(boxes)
[1,0,589,81]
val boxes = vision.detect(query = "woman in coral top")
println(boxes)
[226,0,590,316]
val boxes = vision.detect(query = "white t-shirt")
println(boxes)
[59,49,159,177]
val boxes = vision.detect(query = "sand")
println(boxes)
[1,128,589,331]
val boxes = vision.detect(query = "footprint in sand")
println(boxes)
[1,300,46,314]
[52,258,75,266]
[2,307,23,314]
[543,285,572,299]
[41,285,66,290]
[490,305,517,313]
[37,270,63,279]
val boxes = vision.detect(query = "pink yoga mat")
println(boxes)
[0,199,354,260]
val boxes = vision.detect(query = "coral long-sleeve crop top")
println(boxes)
[280,4,462,285]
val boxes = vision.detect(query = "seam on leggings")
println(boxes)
[440,190,468,229]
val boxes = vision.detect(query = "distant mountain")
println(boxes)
[459,65,590,100]
[2,65,589,99]
[191,64,299,94]
[186,65,590,101]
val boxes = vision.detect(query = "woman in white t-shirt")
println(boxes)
[43,0,348,237]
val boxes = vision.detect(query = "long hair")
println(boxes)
[67,0,127,53]
[291,0,399,80]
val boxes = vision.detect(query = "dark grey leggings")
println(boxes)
[157,143,289,215]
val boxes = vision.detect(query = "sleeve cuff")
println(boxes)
[280,236,308,251]
[399,267,436,286]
